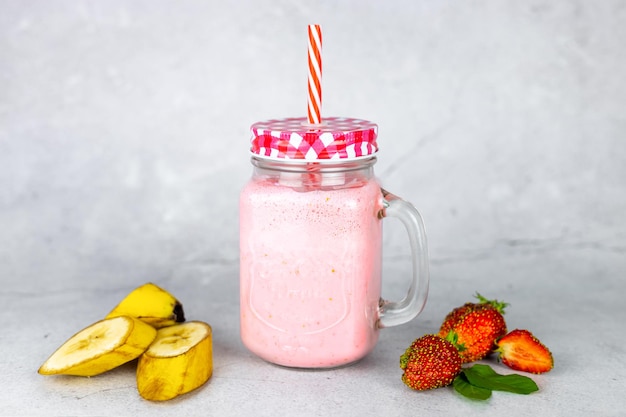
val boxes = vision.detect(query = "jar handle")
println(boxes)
[378,188,430,328]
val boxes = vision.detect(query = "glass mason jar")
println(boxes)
[239,117,429,368]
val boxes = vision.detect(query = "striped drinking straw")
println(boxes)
[307,24,323,125]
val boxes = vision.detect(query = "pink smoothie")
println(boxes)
[240,174,384,368]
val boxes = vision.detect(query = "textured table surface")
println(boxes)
[2,249,625,416]
[1,1,625,416]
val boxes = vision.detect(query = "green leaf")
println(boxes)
[465,364,499,377]
[474,292,509,313]
[462,364,539,395]
[453,373,492,400]
[444,331,466,352]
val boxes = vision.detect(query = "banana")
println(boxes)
[105,282,185,328]
[136,321,213,401]
[38,316,157,377]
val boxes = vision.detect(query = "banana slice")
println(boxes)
[137,321,213,401]
[105,283,185,328]
[38,316,157,377]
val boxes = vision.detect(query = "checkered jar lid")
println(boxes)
[250,117,378,160]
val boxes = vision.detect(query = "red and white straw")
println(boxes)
[307,24,323,125]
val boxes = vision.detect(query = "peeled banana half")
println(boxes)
[105,282,185,328]
[38,316,157,377]
[137,321,213,401]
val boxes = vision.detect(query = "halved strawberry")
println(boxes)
[496,329,554,374]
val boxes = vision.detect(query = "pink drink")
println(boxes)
[240,171,384,368]
[240,117,429,368]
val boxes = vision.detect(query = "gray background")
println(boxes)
[1,1,625,416]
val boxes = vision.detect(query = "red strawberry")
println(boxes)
[438,293,508,363]
[496,329,554,374]
[400,334,462,390]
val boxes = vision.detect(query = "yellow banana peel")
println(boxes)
[105,282,185,328]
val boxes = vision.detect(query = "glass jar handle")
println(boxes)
[378,188,430,328]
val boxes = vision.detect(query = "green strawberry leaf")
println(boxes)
[462,364,539,395]
[444,331,467,352]
[453,373,492,400]
[474,292,508,313]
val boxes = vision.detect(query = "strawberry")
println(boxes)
[438,293,508,363]
[496,329,554,374]
[400,334,462,391]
